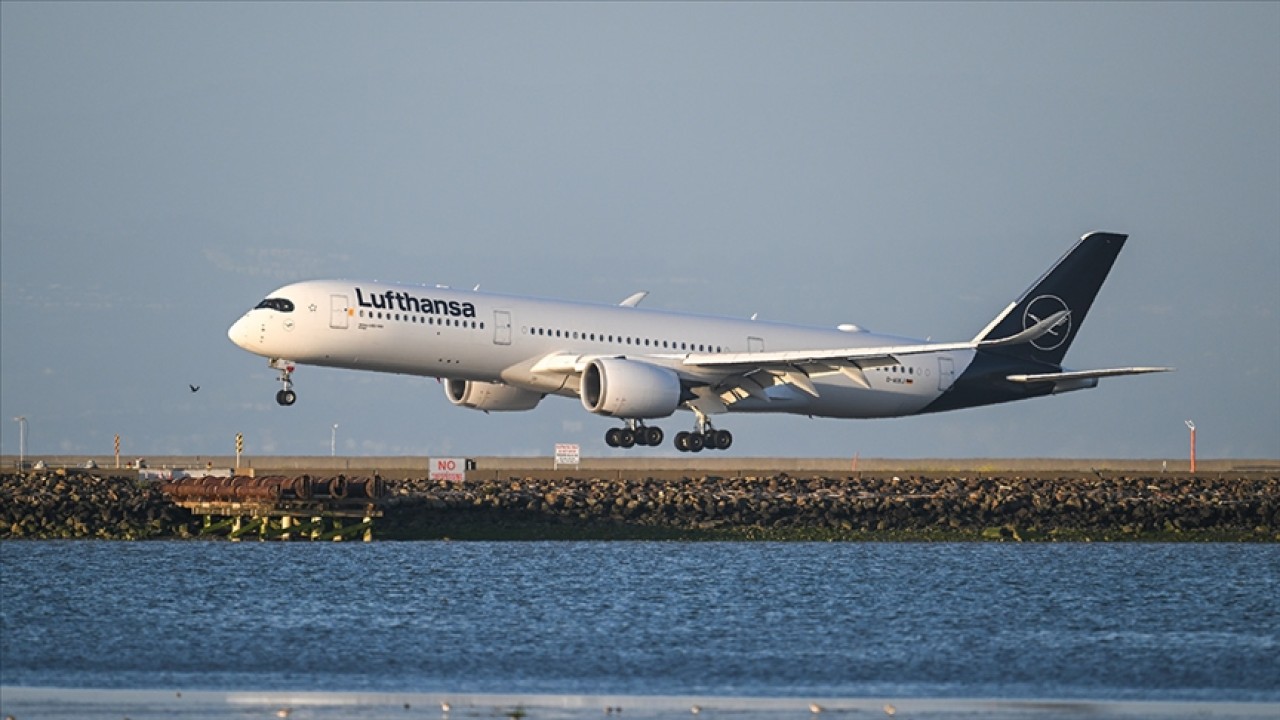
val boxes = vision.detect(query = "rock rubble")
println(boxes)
[382,472,1279,540]
[2,470,1276,540]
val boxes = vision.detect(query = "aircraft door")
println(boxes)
[494,310,512,345]
[748,336,764,352]
[937,356,955,391]
[330,294,349,329]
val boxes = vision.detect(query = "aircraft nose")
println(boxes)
[227,314,254,350]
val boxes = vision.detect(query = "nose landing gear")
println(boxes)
[270,358,297,406]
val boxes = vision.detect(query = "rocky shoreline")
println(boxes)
[2,470,1277,541]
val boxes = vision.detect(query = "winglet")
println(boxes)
[619,291,648,308]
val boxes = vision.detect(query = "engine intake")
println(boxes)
[444,379,543,412]
[580,357,681,419]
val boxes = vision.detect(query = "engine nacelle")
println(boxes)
[444,379,543,412]
[580,357,681,419]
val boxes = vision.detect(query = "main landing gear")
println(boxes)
[674,428,732,453]
[673,408,732,453]
[271,358,297,406]
[603,414,734,453]
[605,420,663,448]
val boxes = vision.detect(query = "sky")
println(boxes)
[2,3,1277,461]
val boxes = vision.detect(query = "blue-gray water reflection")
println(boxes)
[2,541,1276,701]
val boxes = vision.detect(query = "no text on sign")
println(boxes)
[429,457,467,482]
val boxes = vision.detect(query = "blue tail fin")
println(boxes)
[975,231,1127,368]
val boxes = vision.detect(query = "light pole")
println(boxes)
[1184,420,1196,473]
[13,416,26,470]
[331,423,339,457]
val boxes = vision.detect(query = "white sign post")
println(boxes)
[429,457,467,483]
[554,443,580,469]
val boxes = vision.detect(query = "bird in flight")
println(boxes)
[189,384,200,393]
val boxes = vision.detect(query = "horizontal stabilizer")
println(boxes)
[1007,367,1173,383]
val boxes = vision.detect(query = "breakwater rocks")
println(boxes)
[1,472,199,539]
[381,472,1280,541]
[2,470,1277,541]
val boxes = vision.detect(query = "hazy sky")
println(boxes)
[2,3,1277,460]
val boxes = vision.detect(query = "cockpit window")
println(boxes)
[254,298,295,312]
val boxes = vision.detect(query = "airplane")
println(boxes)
[227,231,1170,453]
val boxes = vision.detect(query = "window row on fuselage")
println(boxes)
[354,305,727,353]
[525,325,724,354]
[875,364,918,375]
[357,309,485,330]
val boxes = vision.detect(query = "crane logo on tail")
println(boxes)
[1023,295,1072,351]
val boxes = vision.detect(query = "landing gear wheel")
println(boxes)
[711,429,732,450]
[618,429,636,448]
[675,432,690,451]
[686,432,705,452]
[644,427,664,446]
[270,359,297,408]
[605,428,622,447]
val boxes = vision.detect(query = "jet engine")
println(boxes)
[444,379,543,412]
[580,357,681,419]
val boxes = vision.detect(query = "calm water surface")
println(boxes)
[1,541,1276,701]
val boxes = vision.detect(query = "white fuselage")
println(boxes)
[227,280,973,420]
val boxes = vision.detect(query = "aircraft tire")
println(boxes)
[605,428,621,447]
[712,430,732,450]
[687,433,704,452]
[276,390,297,406]
[618,429,636,449]
[645,427,664,446]
[675,432,690,452]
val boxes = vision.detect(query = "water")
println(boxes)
[2,541,1277,702]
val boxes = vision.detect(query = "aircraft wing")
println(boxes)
[681,338,976,400]
[678,309,1136,406]
[683,309,1071,374]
